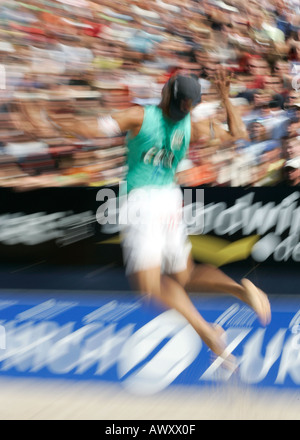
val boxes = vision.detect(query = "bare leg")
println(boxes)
[130,267,233,362]
[177,256,271,326]
[186,262,247,298]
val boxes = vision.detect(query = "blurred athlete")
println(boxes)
[30,68,271,365]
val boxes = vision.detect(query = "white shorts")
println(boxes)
[120,186,192,275]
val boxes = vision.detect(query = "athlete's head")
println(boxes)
[159,75,201,122]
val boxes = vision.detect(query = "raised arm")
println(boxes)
[214,68,249,141]
[191,67,249,144]
[45,103,144,139]
[13,97,145,140]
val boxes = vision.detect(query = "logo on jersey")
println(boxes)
[171,130,184,151]
[142,130,185,168]
[142,147,175,169]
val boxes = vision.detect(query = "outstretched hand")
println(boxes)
[213,66,233,101]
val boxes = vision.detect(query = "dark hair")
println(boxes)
[158,74,201,117]
[158,75,176,116]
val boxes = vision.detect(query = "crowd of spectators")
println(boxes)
[0,0,300,189]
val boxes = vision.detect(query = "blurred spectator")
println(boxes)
[254,140,285,186]
[275,0,292,40]
[247,57,271,81]
[262,75,286,99]
[0,0,300,189]
[286,117,300,137]
[283,157,300,185]
[284,90,300,113]
[283,135,300,159]
[273,59,293,89]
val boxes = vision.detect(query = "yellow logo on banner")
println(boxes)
[189,235,260,267]
[98,234,260,267]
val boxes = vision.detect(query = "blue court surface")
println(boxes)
[0,262,299,396]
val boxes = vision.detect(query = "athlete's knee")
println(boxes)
[129,271,161,297]
[182,259,195,287]
[168,255,194,287]
[170,271,188,288]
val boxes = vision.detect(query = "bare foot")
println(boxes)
[202,324,237,372]
[258,287,272,325]
[241,279,271,326]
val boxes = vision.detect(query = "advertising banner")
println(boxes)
[0,291,299,393]
[0,186,300,268]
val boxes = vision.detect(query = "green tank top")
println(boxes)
[124,105,191,193]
